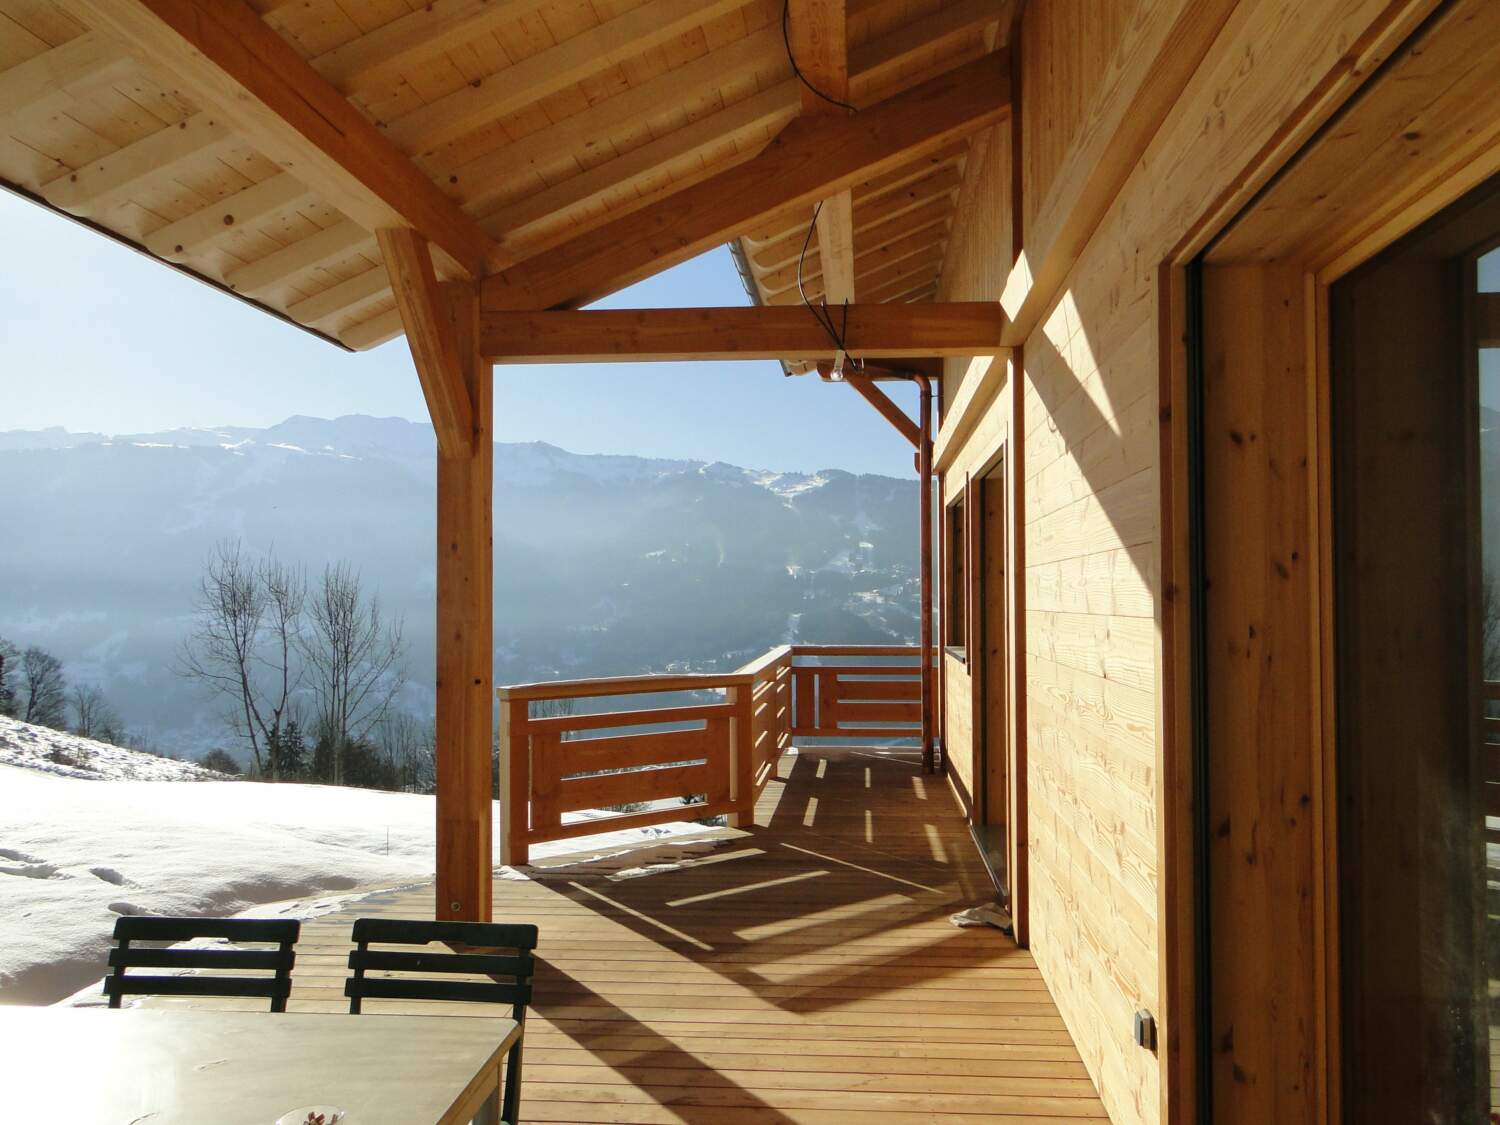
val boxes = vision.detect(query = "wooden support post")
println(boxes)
[381,226,493,916]
[433,279,493,920]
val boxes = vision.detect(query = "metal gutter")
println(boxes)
[1,180,354,353]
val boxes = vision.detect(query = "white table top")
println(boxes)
[0,1006,520,1124]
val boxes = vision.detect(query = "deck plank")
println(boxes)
[194,746,1109,1123]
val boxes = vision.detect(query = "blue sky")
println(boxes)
[0,188,920,477]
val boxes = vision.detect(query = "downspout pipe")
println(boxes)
[915,374,936,774]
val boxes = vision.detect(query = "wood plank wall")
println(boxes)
[1018,0,1136,240]
[936,1,1426,1123]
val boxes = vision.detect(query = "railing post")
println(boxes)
[727,683,755,828]
[498,697,529,867]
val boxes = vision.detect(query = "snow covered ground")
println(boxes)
[0,720,717,1006]
[0,715,228,781]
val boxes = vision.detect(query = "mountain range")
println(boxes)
[0,415,920,755]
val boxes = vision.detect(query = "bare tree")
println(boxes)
[377,711,434,793]
[70,683,119,741]
[0,637,18,717]
[302,562,405,784]
[178,541,306,778]
[19,646,67,728]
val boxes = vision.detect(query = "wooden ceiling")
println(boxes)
[0,0,1011,351]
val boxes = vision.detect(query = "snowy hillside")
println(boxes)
[0,718,717,1006]
[0,716,226,782]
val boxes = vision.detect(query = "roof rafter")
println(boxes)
[481,53,1010,312]
[790,0,856,313]
[65,0,496,279]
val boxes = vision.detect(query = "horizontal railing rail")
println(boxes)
[496,643,927,865]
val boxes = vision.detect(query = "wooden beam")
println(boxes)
[790,0,856,335]
[815,190,858,304]
[844,372,920,446]
[787,0,849,114]
[377,228,474,454]
[477,303,1006,362]
[481,53,1010,311]
[68,0,495,278]
[433,278,493,923]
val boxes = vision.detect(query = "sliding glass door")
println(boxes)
[1331,177,1500,1123]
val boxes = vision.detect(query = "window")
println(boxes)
[945,496,966,653]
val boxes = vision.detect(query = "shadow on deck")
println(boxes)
[287,745,1106,1123]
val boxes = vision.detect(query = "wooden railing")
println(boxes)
[496,644,927,864]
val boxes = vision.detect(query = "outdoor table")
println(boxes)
[0,1005,521,1124]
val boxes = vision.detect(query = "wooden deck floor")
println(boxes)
[233,746,1107,1123]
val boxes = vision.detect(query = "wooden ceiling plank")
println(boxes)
[447,26,782,212]
[750,177,960,271]
[864,271,930,304]
[144,170,313,259]
[478,302,1006,361]
[481,53,1010,311]
[770,244,947,305]
[311,0,552,94]
[383,0,749,157]
[741,146,967,247]
[40,111,234,213]
[284,263,389,325]
[0,31,133,123]
[474,3,998,246]
[226,218,371,295]
[66,0,495,279]
[377,227,472,455]
[484,82,797,261]
[339,306,404,350]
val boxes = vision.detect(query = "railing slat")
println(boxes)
[559,726,709,775]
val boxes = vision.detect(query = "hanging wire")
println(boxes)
[782,0,859,372]
[781,0,858,114]
[797,200,862,374]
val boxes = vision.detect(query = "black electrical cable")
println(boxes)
[780,0,858,114]
[795,200,862,373]
[782,0,860,372]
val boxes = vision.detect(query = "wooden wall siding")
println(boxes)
[943,650,975,803]
[927,0,1436,1122]
[1017,0,1135,242]
[939,121,1009,410]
